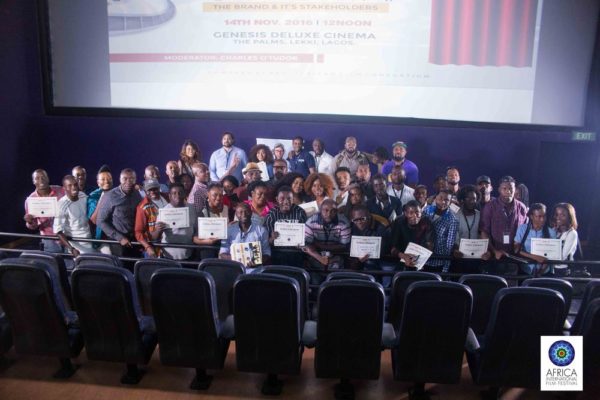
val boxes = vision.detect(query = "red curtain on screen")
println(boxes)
[429,0,538,67]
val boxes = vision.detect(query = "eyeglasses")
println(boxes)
[352,216,369,223]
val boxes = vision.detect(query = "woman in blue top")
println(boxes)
[514,203,556,275]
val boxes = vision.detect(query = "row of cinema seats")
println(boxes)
[0,252,599,400]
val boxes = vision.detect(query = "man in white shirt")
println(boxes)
[387,165,415,207]
[208,131,248,182]
[53,175,95,256]
[310,138,334,176]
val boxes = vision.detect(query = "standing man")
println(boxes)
[53,175,94,256]
[381,141,419,186]
[387,166,415,207]
[287,136,316,177]
[97,168,142,256]
[452,185,489,272]
[165,160,180,186]
[24,169,64,253]
[333,136,369,177]
[479,176,528,271]
[209,131,248,182]
[71,166,91,195]
[476,175,494,210]
[235,162,263,201]
[141,165,169,194]
[134,178,168,258]
[310,138,334,176]
[422,189,459,273]
[333,167,352,206]
[355,162,374,199]
[367,174,403,224]
[446,166,461,205]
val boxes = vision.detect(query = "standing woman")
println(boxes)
[248,144,274,180]
[178,139,201,177]
[304,173,335,209]
[553,202,584,276]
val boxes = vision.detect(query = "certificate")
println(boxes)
[403,242,433,270]
[198,217,227,239]
[230,241,262,266]
[274,222,305,247]
[531,238,562,260]
[27,197,58,217]
[459,239,489,259]
[449,203,460,214]
[257,161,270,182]
[350,236,382,259]
[298,200,318,217]
[158,207,190,229]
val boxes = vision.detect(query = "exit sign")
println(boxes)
[572,131,596,141]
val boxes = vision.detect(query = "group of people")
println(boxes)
[23,132,582,282]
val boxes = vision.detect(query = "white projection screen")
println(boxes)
[44,0,599,126]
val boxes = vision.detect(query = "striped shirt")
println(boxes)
[264,205,308,236]
[305,213,351,245]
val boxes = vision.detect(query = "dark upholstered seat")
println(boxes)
[0,258,83,378]
[20,250,73,310]
[325,271,376,282]
[388,271,442,332]
[198,258,245,322]
[74,253,122,268]
[151,268,230,390]
[134,258,182,316]
[570,279,600,334]
[522,277,573,329]
[233,273,303,395]
[71,264,157,384]
[459,274,508,336]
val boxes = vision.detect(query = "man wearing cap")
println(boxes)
[234,162,263,202]
[209,131,248,182]
[381,141,419,187]
[135,178,169,258]
[310,138,334,176]
[476,175,495,210]
[287,136,316,177]
[333,136,370,177]
[188,162,210,215]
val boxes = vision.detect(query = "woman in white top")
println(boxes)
[553,202,580,276]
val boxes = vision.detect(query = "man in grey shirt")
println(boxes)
[97,168,142,256]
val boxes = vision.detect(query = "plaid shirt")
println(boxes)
[423,205,458,271]
[188,181,208,215]
[305,213,351,246]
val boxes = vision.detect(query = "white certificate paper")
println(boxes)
[350,236,382,259]
[274,222,305,247]
[459,239,489,259]
[230,241,263,266]
[531,238,562,260]
[198,217,228,239]
[449,203,460,214]
[158,207,190,229]
[257,161,270,182]
[27,197,58,217]
[298,200,318,217]
[403,242,433,270]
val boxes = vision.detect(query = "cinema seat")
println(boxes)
[325,271,376,282]
[388,271,442,332]
[0,306,12,369]
[134,258,182,316]
[0,259,83,378]
[151,269,231,390]
[459,274,508,336]
[573,298,600,380]
[74,253,122,268]
[20,250,73,310]
[570,279,600,334]
[303,279,394,400]
[391,281,472,398]
[522,277,573,329]
[198,258,245,322]
[466,287,564,395]
[71,264,157,384]
[233,274,303,395]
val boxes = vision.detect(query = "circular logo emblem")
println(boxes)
[549,340,575,366]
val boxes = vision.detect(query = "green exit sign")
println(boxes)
[572,131,596,141]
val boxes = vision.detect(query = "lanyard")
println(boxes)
[462,212,476,239]
[392,185,405,201]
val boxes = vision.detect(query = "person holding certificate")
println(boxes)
[552,203,584,276]
[24,169,64,253]
[422,190,459,273]
[158,183,201,261]
[134,179,169,258]
[197,182,231,259]
[390,200,433,269]
[452,185,490,272]
[514,203,556,275]
[53,175,95,256]
[244,181,275,226]
[219,203,271,267]
[264,186,307,266]
[347,205,389,278]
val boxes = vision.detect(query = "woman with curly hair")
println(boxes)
[248,144,274,180]
[304,172,335,208]
[178,139,201,177]
[552,202,583,276]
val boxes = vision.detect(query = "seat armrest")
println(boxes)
[302,320,317,348]
[220,314,235,339]
[381,322,397,349]
[465,327,481,353]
